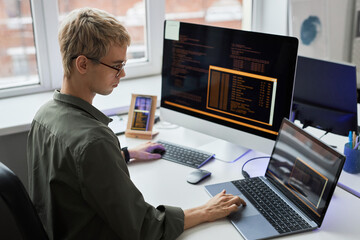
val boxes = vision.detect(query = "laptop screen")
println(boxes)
[265,119,345,226]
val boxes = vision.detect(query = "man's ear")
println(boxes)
[75,55,88,74]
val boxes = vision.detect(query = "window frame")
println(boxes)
[0,0,166,98]
[124,0,165,79]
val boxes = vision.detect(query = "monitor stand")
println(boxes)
[199,139,251,163]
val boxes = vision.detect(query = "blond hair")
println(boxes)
[58,7,131,78]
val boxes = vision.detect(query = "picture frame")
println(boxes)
[125,94,158,139]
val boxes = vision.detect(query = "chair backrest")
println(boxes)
[0,161,49,240]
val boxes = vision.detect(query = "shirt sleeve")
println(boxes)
[78,137,184,240]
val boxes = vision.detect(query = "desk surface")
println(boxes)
[119,123,360,240]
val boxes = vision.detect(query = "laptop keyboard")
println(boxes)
[232,177,312,233]
[157,140,214,168]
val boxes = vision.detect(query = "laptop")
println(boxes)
[205,118,345,240]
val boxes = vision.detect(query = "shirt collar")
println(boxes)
[53,90,112,125]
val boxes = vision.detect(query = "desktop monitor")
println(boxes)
[292,56,358,136]
[160,21,298,160]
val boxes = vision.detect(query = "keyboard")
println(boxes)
[156,140,215,168]
[232,177,311,234]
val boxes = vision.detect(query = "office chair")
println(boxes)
[0,161,49,239]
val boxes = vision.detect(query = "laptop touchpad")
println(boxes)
[229,195,259,219]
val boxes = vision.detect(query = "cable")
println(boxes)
[241,156,271,179]
[319,128,332,140]
[318,131,329,140]
[317,130,337,148]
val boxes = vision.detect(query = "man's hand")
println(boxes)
[127,142,165,161]
[202,189,246,222]
[184,190,246,229]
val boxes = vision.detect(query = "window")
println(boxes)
[0,0,62,98]
[56,0,164,81]
[165,0,251,30]
[0,0,250,98]
[57,0,147,61]
[0,0,39,92]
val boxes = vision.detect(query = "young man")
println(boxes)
[27,8,245,240]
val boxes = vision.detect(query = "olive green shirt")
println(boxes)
[27,90,184,240]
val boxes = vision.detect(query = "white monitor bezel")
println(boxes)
[160,107,276,156]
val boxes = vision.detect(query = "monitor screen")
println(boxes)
[292,56,358,136]
[160,21,298,156]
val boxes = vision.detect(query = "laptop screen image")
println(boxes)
[266,119,345,226]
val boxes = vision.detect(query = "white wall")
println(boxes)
[252,0,355,62]
[252,0,288,36]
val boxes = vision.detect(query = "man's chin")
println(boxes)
[98,89,114,96]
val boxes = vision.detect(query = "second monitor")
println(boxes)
[161,21,298,161]
[292,56,358,136]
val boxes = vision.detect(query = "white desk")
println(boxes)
[119,123,360,240]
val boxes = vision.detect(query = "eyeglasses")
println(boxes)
[71,56,126,78]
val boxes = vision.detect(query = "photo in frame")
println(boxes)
[125,94,158,139]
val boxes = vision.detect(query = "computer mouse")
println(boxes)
[151,148,166,156]
[186,169,211,184]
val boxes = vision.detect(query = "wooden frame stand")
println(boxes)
[125,94,158,139]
